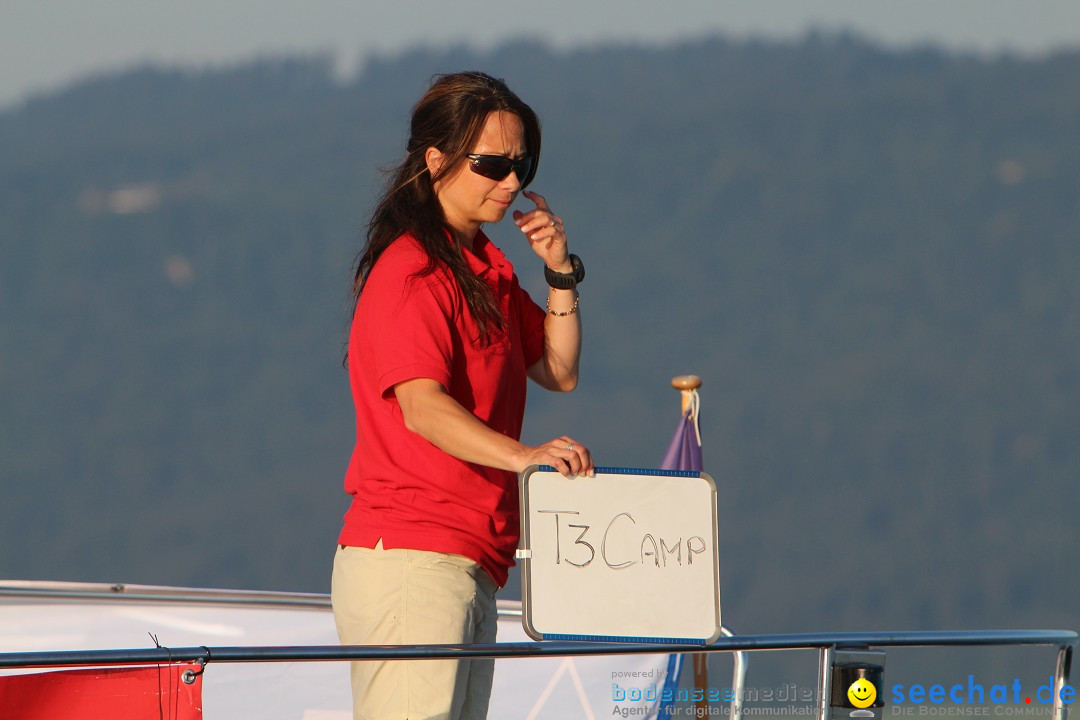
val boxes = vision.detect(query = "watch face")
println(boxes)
[570,254,585,282]
[545,255,583,289]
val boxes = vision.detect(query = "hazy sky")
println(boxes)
[3,0,1080,109]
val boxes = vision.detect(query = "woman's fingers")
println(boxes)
[545,437,593,478]
[523,189,550,211]
[520,437,593,477]
[576,443,594,476]
[515,210,562,238]
[515,191,563,237]
[558,436,592,476]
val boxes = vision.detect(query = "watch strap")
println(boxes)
[544,254,585,289]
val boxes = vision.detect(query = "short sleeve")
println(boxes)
[515,281,547,368]
[359,250,457,396]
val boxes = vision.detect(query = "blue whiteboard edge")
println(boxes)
[537,465,701,479]
[541,633,706,645]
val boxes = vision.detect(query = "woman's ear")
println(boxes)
[425,147,444,179]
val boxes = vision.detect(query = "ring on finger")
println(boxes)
[566,443,574,451]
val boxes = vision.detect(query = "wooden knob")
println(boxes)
[671,375,702,390]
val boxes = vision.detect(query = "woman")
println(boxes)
[332,71,593,720]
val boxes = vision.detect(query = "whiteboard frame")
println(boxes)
[518,465,722,644]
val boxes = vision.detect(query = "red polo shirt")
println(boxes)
[339,231,547,587]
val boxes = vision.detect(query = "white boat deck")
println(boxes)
[0,580,671,719]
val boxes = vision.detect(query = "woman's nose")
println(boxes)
[502,171,523,191]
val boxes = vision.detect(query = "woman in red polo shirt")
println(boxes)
[332,71,593,720]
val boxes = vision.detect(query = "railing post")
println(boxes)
[1053,643,1073,720]
[818,646,835,720]
[719,625,747,720]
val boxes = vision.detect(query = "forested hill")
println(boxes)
[2,35,1079,649]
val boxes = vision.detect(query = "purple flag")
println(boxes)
[659,409,703,472]
[657,387,703,718]
[659,391,702,472]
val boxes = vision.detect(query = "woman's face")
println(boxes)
[429,110,527,241]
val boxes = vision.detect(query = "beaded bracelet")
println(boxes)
[546,293,580,317]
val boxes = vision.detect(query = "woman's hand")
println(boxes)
[513,190,571,272]
[515,436,594,478]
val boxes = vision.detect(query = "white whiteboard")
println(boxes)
[518,466,721,644]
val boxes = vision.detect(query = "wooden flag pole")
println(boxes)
[671,374,709,709]
[672,374,701,416]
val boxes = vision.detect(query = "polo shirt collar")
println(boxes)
[462,229,512,281]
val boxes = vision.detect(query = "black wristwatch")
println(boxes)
[544,254,585,289]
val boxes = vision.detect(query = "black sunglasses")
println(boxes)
[466,154,535,184]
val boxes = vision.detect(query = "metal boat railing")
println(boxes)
[0,629,1073,720]
[1,582,1073,720]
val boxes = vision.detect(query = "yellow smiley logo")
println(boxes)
[848,678,877,708]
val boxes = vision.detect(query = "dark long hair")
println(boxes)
[351,71,541,344]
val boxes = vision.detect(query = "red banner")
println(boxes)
[0,664,202,719]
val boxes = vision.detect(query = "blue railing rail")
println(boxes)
[1,629,1071,666]
[0,629,1074,720]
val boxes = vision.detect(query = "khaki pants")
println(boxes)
[331,542,499,720]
